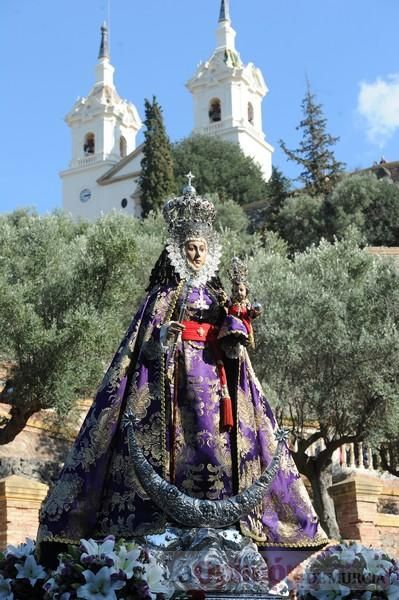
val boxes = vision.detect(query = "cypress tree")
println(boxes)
[264,166,291,231]
[139,97,176,216]
[280,82,345,197]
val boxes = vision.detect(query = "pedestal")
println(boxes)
[145,527,288,598]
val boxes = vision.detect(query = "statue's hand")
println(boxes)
[167,321,185,339]
[160,321,186,352]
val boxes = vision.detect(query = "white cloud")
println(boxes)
[357,74,399,146]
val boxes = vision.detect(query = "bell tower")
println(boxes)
[61,24,142,219]
[186,0,273,180]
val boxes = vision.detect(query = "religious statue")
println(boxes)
[222,256,262,353]
[37,177,328,572]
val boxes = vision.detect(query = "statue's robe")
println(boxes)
[38,284,328,550]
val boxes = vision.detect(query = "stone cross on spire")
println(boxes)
[219,0,231,22]
[98,22,110,59]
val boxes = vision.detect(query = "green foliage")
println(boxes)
[276,193,324,254]
[211,194,250,234]
[264,171,399,253]
[248,233,399,532]
[324,173,399,246]
[280,83,345,196]
[249,234,399,444]
[139,97,176,216]
[323,173,377,240]
[172,135,267,204]
[262,166,291,231]
[0,211,162,443]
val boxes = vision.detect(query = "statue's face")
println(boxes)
[233,282,247,302]
[184,238,208,271]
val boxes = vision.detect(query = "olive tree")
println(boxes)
[247,235,399,537]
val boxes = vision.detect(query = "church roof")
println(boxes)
[368,159,399,183]
[97,143,144,186]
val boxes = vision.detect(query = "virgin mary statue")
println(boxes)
[38,183,328,555]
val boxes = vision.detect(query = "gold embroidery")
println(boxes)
[127,382,155,421]
[240,457,262,489]
[237,386,256,431]
[40,473,83,520]
[135,411,163,467]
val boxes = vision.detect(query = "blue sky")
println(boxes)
[2,0,399,214]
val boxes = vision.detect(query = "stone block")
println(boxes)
[329,473,383,545]
[0,474,48,550]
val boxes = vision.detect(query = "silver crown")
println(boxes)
[163,172,221,286]
[163,172,216,244]
[229,256,249,286]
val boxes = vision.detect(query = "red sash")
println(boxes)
[181,321,218,343]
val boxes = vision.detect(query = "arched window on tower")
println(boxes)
[248,102,254,125]
[208,98,222,123]
[120,136,127,158]
[84,132,95,155]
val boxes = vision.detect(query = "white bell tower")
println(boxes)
[61,24,142,219]
[186,0,273,180]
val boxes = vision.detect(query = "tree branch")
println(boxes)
[0,404,39,445]
[298,430,323,452]
[316,433,364,469]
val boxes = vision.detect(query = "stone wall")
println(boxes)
[330,472,399,557]
[0,475,48,549]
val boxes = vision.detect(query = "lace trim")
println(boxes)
[165,235,221,288]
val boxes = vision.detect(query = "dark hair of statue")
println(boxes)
[146,248,225,302]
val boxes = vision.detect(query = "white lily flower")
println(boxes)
[0,576,13,600]
[330,546,357,566]
[80,538,116,561]
[387,575,399,600]
[113,544,141,579]
[5,538,35,558]
[14,554,47,586]
[43,577,58,593]
[362,548,392,575]
[77,566,125,600]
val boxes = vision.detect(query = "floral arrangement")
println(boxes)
[0,537,172,600]
[297,541,399,600]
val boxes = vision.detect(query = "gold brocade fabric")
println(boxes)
[37,284,329,550]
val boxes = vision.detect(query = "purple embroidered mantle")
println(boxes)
[37,284,328,549]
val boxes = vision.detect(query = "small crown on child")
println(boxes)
[230,256,249,286]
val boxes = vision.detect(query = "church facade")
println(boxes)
[61,1,274,220]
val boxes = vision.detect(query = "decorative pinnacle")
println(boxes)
[183,171,196,195]
[219,0,231,22]
[98,22,110,59]
[186,171,195,187]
